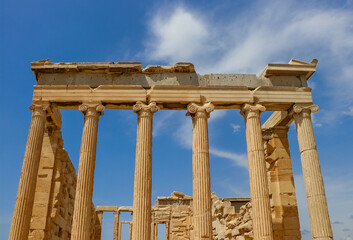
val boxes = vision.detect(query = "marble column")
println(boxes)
[71,103,104,240]
[132,101,159,240]
[241,104,273,240]
[292,104,333,239]
[187,102,214,240]
[95,211,104,240]
[113,211,120,240]
[9,103,49,240]
[129,223,133,240]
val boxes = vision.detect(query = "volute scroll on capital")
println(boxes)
[78,103,105,117]
[29,102,50,116]
[133,101,160,117]
[240,103,266,117]
[186,102,214,118]
[292,103,319,114]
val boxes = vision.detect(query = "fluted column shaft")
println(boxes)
[71,103,104,240]
[95,211,103,240]
[187,102,214,240]
[293,104,332,240]
[9,103,48,240]
[241,104,273,240]
[113,211,120,240]
[132,102,159,240]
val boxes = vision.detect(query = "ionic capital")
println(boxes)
[29,102,50,117]
[186,102,214,119]
[240,103,266,118]
[79,103,105,117]
[133,101,159,118]
[292,103,319,114]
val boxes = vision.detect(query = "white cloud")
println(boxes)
[209,148,248,168]
[230,123,241,133]
[343,106,353,117]
[146,7,211,63]
[153,111,176,137]
[311,114,323,128]
[208,110,227,123]
[173,117,193,149]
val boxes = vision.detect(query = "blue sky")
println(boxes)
[1,0,353,239]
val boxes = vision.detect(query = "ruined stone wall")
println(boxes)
[152,192,252,240]
[28,127,98,240]
[264,128,301,240]
[212,194,253,240]
[152,192,193,240]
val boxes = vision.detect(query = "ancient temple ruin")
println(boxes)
[9,59,333,240]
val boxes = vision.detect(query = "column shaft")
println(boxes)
[132,102,159,240]
[71,104,104,240]
[241,104,273,240]
[293,104,332,239]
[187,102,214,240]
[113,211,120,240]
[95,211,103,240]
[129,223,133,240]
[9,103,48,240]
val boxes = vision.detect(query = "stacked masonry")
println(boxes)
[212,194,253,240]
[28,127,98,240]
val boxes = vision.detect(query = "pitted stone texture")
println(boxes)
[9,103,48,240]
[71,103,104,240]
[241,104,274,240]
[263,126,301,240]
[28,129,98,240]
[187,102,214,240]
[293,104,333,240]
[132,102,159,240]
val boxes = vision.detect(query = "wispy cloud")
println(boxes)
[343,106,353,117]
[230,123,241,133]
[153,111,176,137]
[145,7,212,63]
[210,148,247,168]
[173,117,193,149]
[311,114,323,128]
[208,110,227,123]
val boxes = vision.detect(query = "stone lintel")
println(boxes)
[120,221,132,224]
[33,85,312,111]
[262,111,293,130]
[31,59,317,88]
[46,107,62,129]
[260,58,317,80]
[118,206,133,212]
[96,206,119,212]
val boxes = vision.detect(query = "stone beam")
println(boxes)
[119,206,133,212]
[31,59,317,88]
[149,86,312,110]
[33,85,146,108]
[33,85,313,111]
[95,206,133,212]
[261,111,293,130]
[260,58,318,81]
[96,206,119,212]
[46,107,62,129]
